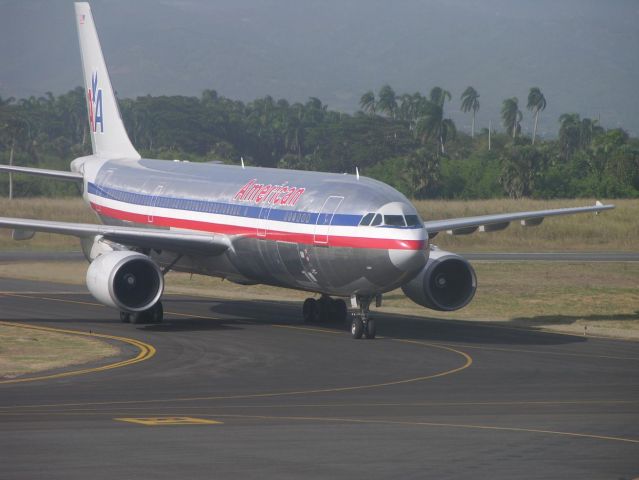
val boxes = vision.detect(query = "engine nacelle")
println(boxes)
[86,251,164,312]
[401,249,477,311]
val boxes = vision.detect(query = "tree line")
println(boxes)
[0,84,637,199]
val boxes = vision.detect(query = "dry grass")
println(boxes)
[1,259,638,340]
[0,197,96,251]
[0,197,637,252]
[0,324,119,379]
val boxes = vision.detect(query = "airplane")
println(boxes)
[0,2,613,339]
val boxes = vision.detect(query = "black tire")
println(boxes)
[302,298,317,323]
[119,311,131,323]
[331,299,348,323]
[364,318,376,339]
[149,301,163,324]
[351,317,364,339]
[129,311,144,324]
[318,297,332,322]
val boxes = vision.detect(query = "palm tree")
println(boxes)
[558,113,582,159]
[359,91,376,115]
[428,87,451,108]
[415,88,456,155]
[499,146,541,199]
[460,86,480,138]
[579,117,604,148]
[501,97,522,139]
[398,92,425,128]
[377,85,397,118]
[406,147,440,198]
[527,87,546,144]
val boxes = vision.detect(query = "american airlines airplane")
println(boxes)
[0,3,613,339]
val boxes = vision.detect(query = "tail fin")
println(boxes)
[75,2,140,160]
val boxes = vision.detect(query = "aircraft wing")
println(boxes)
[0,165,83,182]
[0,217,230,255]
[423,202,614,237]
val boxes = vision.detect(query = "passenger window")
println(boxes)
[405,215,420,227]
[371,214,382,226]
[384,215,406,226]
[359,213,374,226]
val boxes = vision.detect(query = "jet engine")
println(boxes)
[86,250,164,312]
[401,248,476,311]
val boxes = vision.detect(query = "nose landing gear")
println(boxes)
[350,295,376,339]
[301,294,378,339]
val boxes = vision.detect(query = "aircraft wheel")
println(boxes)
[302,298,317,323]
[149,301,164,324]
[129,311,143,324]
[119,312,131,323]
[332,299,348,324]
[364,318,376,339]
[350,317,363,339]
[318,296,333,322]
[130,302,163,324]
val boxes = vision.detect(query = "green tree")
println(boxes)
[406,147,441,198]
[359,90,376,115]
[460,86,480,138]
[579,117,604,148]
[377,85,397,118]
[415,87,456,154]
[501,97,522,139]
[527,87,546,145]
[558,113,582,159]
[499,145,544,198]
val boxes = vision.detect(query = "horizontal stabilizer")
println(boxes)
[0,165,83,182]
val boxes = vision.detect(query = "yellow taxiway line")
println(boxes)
[0,321,156,385]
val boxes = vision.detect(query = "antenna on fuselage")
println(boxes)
[241,157,245,169]
[355,166,360,180]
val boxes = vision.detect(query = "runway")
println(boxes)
[1,277,638,479]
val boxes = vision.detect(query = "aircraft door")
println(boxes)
[94,168,114,213]
[148,184,165,224]
[257,206,271,238]
[313,196,343,245]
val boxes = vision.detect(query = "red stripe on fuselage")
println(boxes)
[90,202,425,251]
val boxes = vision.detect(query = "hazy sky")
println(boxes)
[1,0,638,136]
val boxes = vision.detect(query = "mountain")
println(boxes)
[1,0,638,136]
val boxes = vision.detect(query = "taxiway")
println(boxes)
[1,277,638,479]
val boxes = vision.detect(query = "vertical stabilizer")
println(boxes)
[75,2,140,160]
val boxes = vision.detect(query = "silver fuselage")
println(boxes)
[79,157,429,297]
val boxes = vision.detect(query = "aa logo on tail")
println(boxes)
[87,71,103,133]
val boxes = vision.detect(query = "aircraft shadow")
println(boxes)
[190,298,588,346]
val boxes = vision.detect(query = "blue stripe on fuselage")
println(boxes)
[87,182,421,229]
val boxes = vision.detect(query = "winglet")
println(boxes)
[75,2,140,160]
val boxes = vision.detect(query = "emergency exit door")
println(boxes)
[313,196,343,245]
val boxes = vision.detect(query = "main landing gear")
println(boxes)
[120,301,164,325]
[302,296,348,324]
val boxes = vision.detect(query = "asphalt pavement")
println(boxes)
[1,277,638,479]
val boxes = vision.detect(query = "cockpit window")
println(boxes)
[405,215,420,227]
[371,213,383,226]
[359,212,374,226]
[384,215,406,227]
